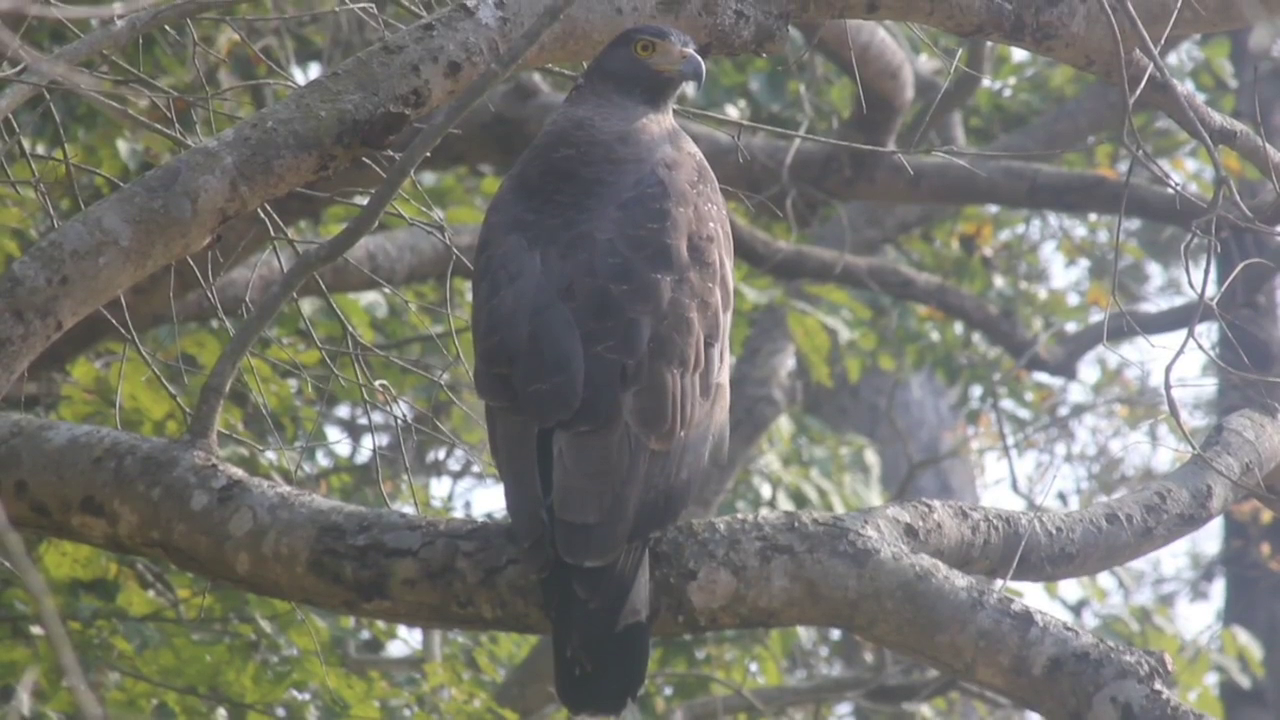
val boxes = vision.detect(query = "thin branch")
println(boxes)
[0,0,250,123]
[730,217,1075,376]
[185,0,578,446]
[903,39,988,149]
[668,672,882,719]
[174,226,472,325]
[0,500,104,720]
[1054,296,1225,369]
[1116,11,1280,212]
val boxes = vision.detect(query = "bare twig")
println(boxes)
[903,39,988,149]
[0,0,249,123]
[0,0,167,19]
[0,500,104,720]
[730,217,1074,376]
[185,0,579,446]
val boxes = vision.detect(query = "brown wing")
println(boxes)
[550,135,732,562]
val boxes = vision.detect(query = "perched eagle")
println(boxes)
[470,24,734,717]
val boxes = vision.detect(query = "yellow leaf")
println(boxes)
[1085,283,1111,309]
[918,306,947,322]
[956,220,995,247]
[1221,148,1245,178]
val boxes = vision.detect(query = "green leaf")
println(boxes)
[787,309,833,387]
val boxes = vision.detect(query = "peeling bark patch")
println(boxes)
[190,490,210,512]
[215,478,242,504]
[307,523,394,604]
[687,565,737,612]
[228,505,254,537]
[78,495,106,518]
[410,88,429,111]
[900,521,922,543]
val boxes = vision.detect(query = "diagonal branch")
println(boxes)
[0,0,252,122]
[7,0,1279,392]
[185,0,578,446]
[732,217,1074,375]
[0,500,104,719]
[172,226,474,324]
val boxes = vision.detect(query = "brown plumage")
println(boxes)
[470,25,734,718]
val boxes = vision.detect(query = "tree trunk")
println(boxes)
[1219,27,1280,720]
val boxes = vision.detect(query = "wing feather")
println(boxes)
[472,110,733,566]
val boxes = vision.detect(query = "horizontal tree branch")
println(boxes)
[1054,297,1226,370]
[173,226,474,324]
[731,217,1074,376]
[167,218,1227,385]
[3,406,1279,717]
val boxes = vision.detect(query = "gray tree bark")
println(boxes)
[1219,27,1280,720]
[5,407,1280,718]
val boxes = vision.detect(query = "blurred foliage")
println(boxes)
[0,2,1252,718]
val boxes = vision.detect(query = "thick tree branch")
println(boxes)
[1054,297,1229,370]
[5,407,1279,716]
[797,20,915,147]
[173,226,473,324]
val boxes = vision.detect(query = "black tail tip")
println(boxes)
[553,619,651,717]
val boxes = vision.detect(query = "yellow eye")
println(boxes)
[633,39,657,57]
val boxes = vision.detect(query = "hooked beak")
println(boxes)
[679,48,706,92]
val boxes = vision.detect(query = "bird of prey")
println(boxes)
[470,25,734,717]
